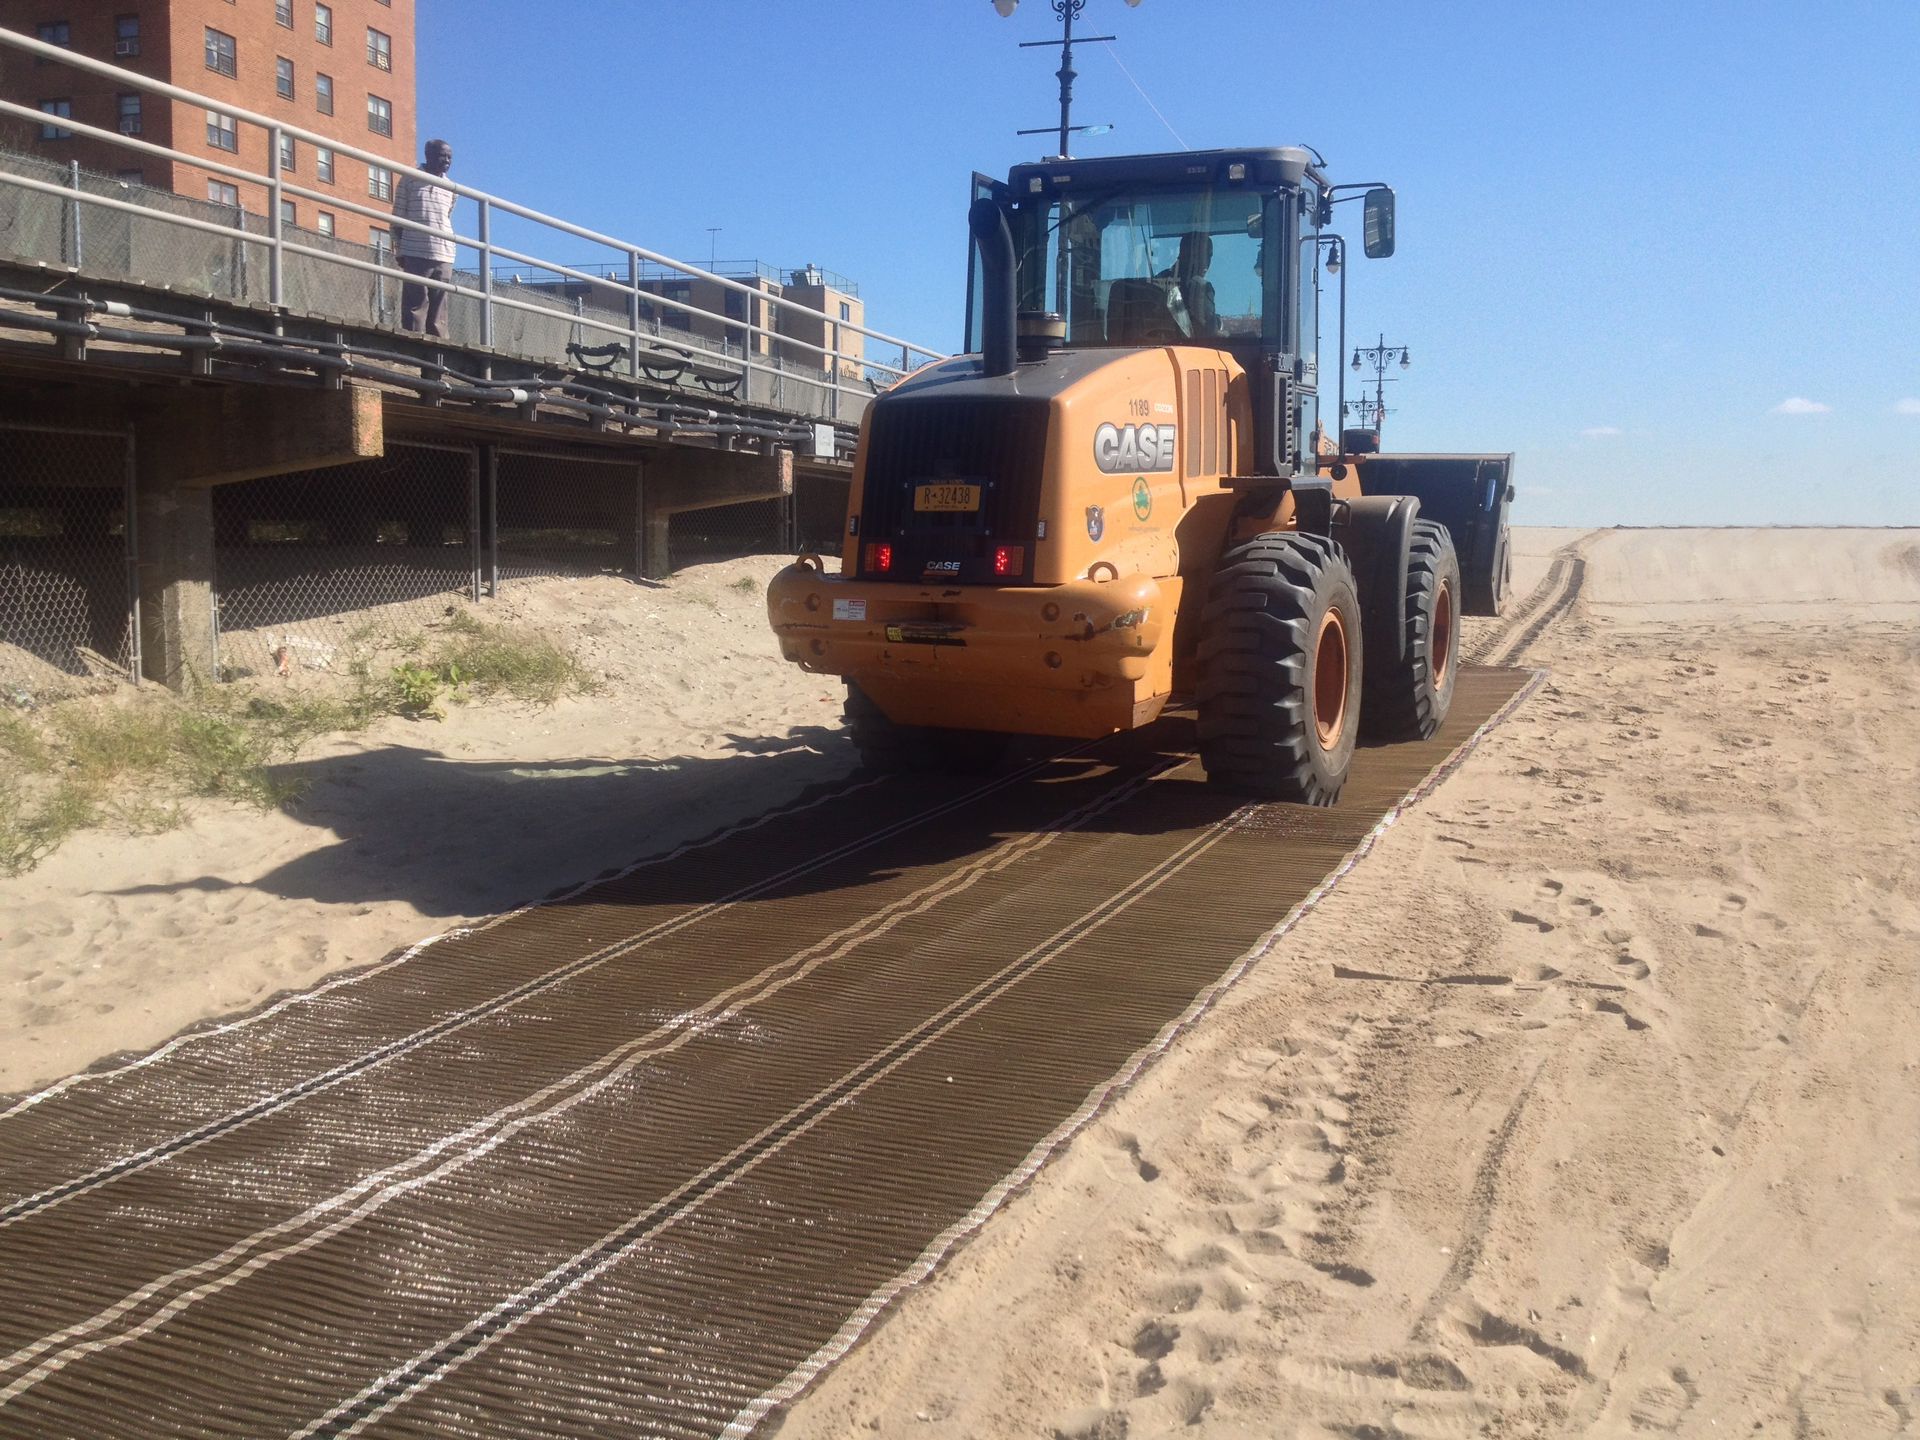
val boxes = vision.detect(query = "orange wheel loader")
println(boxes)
[768,147,1514,805]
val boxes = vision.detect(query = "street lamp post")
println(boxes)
[1348,332,1411,444]
[1318,235,1346,445]
[993,0,1142,159]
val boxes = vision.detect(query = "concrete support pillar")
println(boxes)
[642,509,673,581]
[134,483,216,687]
[130,386,382,689]
[639,446,793,580]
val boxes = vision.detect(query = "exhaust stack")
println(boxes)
[968,197,1017,377]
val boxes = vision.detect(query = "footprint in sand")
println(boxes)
[1131,1318,1179,1360]
[1443,1300,1588,1378]
[1628,1367,1699,1432]
[1046,1405,1128,1440]
[1114,1133,1160,1183]
[1165,1378,1213,1426]
[1613,952,1653,981]
[1596,998,1653,1032]
[1509,910,1557,932]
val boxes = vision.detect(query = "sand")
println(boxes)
[773,528,1920,1439]
[5,528,1919,1437]
[0,557,846,1093]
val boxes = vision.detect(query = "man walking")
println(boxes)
[393,139,455,337]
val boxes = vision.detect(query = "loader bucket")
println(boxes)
[1354,453,1515,616]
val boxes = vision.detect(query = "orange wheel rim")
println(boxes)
[1432,580,1454,686]
[1312,608,1350,749]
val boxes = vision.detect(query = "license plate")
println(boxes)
[913,483,981,513]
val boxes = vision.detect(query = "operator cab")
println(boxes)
[969,148,1325,363]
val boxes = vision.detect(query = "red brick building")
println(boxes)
[0,0,416,245]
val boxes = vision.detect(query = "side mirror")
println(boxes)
[1362,186,1396,259]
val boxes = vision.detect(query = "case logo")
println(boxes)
[1093,422,1176,474]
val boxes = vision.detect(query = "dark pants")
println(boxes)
[399,255,451,338]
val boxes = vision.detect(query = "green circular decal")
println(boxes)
[1132,476,1152,520]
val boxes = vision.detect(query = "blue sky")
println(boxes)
[422,1,1919,526]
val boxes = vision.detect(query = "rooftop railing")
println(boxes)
[0,26,941,422]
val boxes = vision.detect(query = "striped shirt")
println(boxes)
[393,174,455,263]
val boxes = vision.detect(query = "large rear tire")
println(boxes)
[844,682,1009,775]
[1196,532,1363,806]
[1364,519,1462,742]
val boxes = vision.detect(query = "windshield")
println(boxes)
[1009,185,1283,348]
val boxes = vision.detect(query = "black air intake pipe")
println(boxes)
[968,197,1017,378]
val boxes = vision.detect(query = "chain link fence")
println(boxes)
[493,451,641,586]
[667,498,789,572]
[792,473,851,557]
[210,443,478,680]
[0,423,137,698]
[0,414,846,696]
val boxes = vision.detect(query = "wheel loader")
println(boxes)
[767,147,1514,804]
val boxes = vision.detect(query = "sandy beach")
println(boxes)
[4,527,1918,1437]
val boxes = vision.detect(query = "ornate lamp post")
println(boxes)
[1318,235,1347,443]
[993,0,1143,159]
[1348,332,1411,443]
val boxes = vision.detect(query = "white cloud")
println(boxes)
[1772,397,1832,415]
[1580,425,1622,438]
[1895,398,1920,415]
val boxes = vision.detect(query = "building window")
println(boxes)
[114,14,139,56]
[208,180,239,207]
[117,93,142,135]
[206,109,237,152]
[367,164,393,201]
[38,99,72,141]
[36,21,71,59]
[275,56,294,99]
[278,133,296,172]
[315,4,332,45]
[366,27,391,71]
[839,301,852,321]
[205,27,236,78]
[366,94,391,136]
[117,168,143,185]
[317,212,335,236]
[315,73,333,114]
[280,199,296,228]
[370,227,392,259]
[275,0,292,27]
[316,146,334,183]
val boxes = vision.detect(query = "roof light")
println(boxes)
[1029,176,1044,193]
[1227,162,1246,181]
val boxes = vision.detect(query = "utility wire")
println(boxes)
[1099,41,1189,151]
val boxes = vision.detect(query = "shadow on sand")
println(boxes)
[104,714,1231,922]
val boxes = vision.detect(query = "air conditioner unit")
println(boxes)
[113,38,139,56]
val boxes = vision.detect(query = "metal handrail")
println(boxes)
[0,25,944,405]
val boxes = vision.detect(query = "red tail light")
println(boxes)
[993,545,1025,577]
[864,542,893,573]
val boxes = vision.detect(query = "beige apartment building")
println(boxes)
[0,0,416,245]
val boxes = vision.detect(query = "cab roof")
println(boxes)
[1005,147,1324,199]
